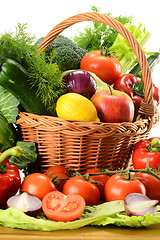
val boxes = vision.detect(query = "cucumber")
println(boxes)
[0,59,54,116]
[129,52,160,76]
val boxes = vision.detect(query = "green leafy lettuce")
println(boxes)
[0,85,19,123]
[0,112,16,151]
[0,201,160,231]
[0,83,37,168]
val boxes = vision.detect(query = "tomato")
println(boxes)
[20,173,56,200]
[104,174,146,201]
[42,191,85,222]
[44,166,69,191]
[134,172,160,202]
[62,176,100,206]
[85,168,110,200]
[80,50,122,85]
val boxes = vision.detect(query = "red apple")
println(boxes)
[91,88,134,123]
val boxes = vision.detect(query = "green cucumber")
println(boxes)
[129,52,160,76]
[0,59,54,116]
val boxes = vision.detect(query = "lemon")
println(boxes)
[56,93,100,122]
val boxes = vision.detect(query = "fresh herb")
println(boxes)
[73,6,133,51]
[73,6,151,74]
[0,23,65,110]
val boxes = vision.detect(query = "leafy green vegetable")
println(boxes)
[0,23,65,111]
[9,141,37,170]
[0,201,160,231]
[0,85,19,123]
[73,6,133,51]
[73,6,151,74]
[109,22,151,74]
[0,74,37,168]
[0,112,17,151]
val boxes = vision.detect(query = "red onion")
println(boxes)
[7,192,42,216]
[63,70,97,99]
[125,193,159,216]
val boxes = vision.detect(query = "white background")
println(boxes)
[1,0,160,136]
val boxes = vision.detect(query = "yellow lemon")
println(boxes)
[56,93,100,122]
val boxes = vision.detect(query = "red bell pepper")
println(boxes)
[132,137,160,170]
[113,74,160,119]
[0,147,23,208]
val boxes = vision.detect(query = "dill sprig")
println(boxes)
[0,23,65,111]
[73,6,133,51]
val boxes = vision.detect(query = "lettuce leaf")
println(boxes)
[9,141,37,169]
[0,85,19,123]
[0,201,160,231]
[0,112,17,151]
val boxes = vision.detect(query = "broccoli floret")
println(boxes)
[36,35,88,71]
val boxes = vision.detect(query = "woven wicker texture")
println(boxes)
[17,12,159,173]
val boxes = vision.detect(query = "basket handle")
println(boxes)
[38,12,155,120]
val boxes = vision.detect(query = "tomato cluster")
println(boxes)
[19,136,160,223]
[20,166,111,222]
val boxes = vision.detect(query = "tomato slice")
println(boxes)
[42,191,86,222]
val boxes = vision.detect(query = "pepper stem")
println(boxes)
[148,138,160,152]
[0,146,23,165]
[132,73,145,98]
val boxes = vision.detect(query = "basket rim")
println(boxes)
[17,111,157,138]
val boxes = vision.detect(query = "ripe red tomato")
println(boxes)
[62,176,100,206]
[20,173,56,200]
[44,166,69,191]
[85,168,110,200]
[42,191,85,222]
[80,50,122,85]
[134,172,160,202]
[104,174,146,201]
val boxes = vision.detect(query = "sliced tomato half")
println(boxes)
[42,191,85,222]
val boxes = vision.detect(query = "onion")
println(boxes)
[7,192,42,216]
[63,70,97,98]
[125,193,159,216]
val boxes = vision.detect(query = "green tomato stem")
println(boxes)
[86,159,160,181]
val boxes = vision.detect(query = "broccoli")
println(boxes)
[35,35,88,71]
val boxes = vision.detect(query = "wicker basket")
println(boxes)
[16,12,159,173]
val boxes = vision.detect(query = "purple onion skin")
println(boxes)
[7,192,42,217]
[63,70,97,99]
[125,193,159,217]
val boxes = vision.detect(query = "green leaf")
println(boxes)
[0,85,19,123]
[0,112,16,151]
[0,201,160,231]
[9,141,37,169]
